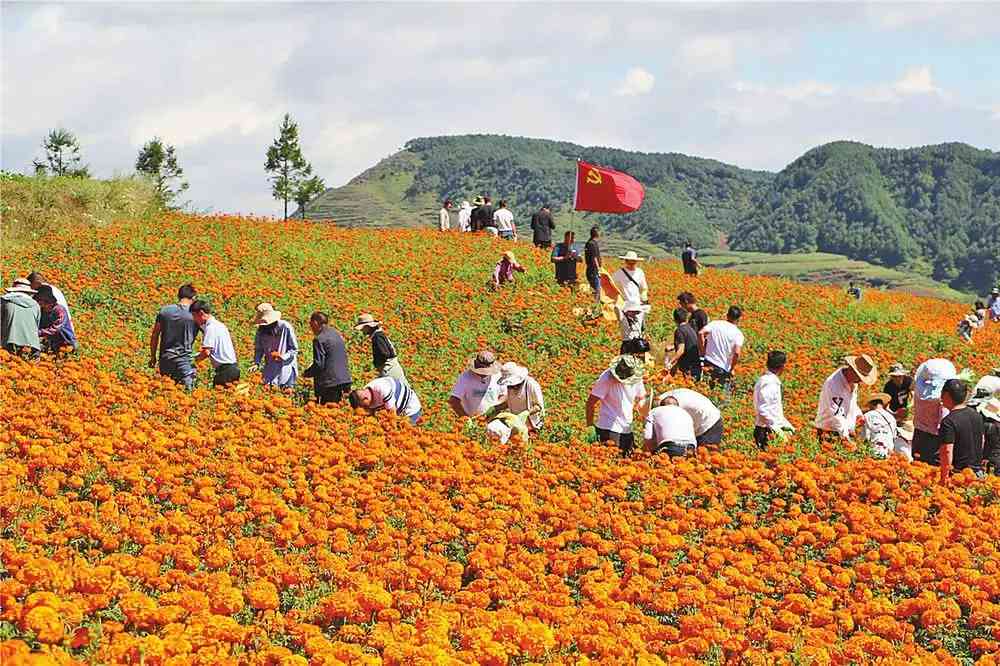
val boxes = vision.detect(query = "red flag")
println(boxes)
[573,160,645,213]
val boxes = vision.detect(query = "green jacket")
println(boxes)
[1,292,41,351]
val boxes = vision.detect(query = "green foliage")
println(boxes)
[293,175,326,219]
[265,113,311,220]
[731,141,1000,294]
[135,137,189,208]
[36,128,89,178]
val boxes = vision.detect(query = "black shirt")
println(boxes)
[370,329,397,369]
[673,323,700,372]
[584,239,601,276]
[939,406,984,472]
[689,308,709,333]
[303,326,351,388]
[552,242,580,284]
[531,210,555,243]
[681,247,698,275]
[477,205,495,228]
[884,377,913,412]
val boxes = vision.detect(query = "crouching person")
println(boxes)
[485,363,545,443]
[643,394,698,457]
[349,377,422,425]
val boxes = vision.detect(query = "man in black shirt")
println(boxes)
[304,312,352,404]
[681,241,701,276]
[677,292,709,333]
[531,205,555,249]
[938,379,985,484]
[551,230,580,285]
[883,363,913,421]
[584,226,602,313]
[469,196,484,232]
[476,196,495,233]
[355,312,406,381]
[664,307,702,381]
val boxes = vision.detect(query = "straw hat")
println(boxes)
[468,350,501,376]
[503,251,517,264]
[888,363,909,377]
[977,398,1000,422]
[498,362,530,387]
[618,251,645,262]
[844,354,878,385]
[473,196,485,206]
[354,313,381,330]
[5,278,36,294]
[609,354,644,385]
[865,392,892,407]
[255,303,280,326]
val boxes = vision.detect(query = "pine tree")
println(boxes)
[135,137,189,208]
[294,173,326,219]
[265,114,310,220]
[40,128,89,177]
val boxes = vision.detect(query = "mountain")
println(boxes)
[300,135,999,295]
[730,141,1000,294]
[300,134,771,250]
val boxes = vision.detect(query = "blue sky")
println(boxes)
[2,2,998,216]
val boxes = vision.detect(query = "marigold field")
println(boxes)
[2,214,1000,665]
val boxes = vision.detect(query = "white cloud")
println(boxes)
[677,35,735,74]
[615,67,656,97]
[893,66,942,96]
[129,95,280,149]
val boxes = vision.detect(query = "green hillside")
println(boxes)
[730,141,1000,294]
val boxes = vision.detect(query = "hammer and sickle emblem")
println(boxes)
[586,168,603,186]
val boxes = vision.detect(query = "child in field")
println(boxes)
[492,251,525,289]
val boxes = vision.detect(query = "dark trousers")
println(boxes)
[159,356,195,390]
[595,427,635,456]
[706,362,733,392]
[534,240,552,249]
[912,429,941,466]
[213,363,241,387]
[754,426,772,450]
[317,383,351,405]
[655,441,697,458]
[676,363,703,382]
[697,418,724,446]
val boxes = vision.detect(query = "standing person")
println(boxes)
[977,398,1000,475]
[35,285,77,353]
[847,281,863,301]
[252,303,299,389]
[616,303,650,342]
[492,251,525,288]
[664,307,701,381]
[911,358,957,466]
[987,288,1000,323]
[149,284,198,390]
[677,292,709,333]
[551,230,581,286]
[584,226,603,312]
[26,272,70,321]
[883,363,913,421]
[814,354,878,442]
[1,279,41,360]
[485,362,545,442]
[469,196,485,232]
[448,350,506,418]
[659,387,724,448]
[303,312,351,404]
[530,205,555,249]
[753,350,795,450]
[861,393,899,458]
[355,313,406,381]
[642,395,698,457]
[493,200,516,240]
[681,240,702,276]
[699,305,744,390]
[612,251,649,306]
[438,200,452,231]
[457,201,473,232]
[478,196,495,234]
[189,300,240,387]
[350,376,422,425]
[586,354,647,456]
[938,379,985,483]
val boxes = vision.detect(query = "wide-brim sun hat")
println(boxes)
[618,251,645,262]
[354,313,381,330]
[609,354,644,385]
[469,350,501,376]
[503,251,517,264]
[257,309,281,326]
[866,392,892,406]
[844,354,878,386]
[498,362,530,387]
[473,196,485,206]
[977,398,1000,422]
[5,278,37,294]
[888,363,909,377]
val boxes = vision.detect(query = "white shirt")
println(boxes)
[814,368,861,437]
[612,267,647,305]
[913,358,956,435]
[753,371,792,430]
[702,320,744,372]
[661,388,721,436]
[990,296,1000,318]
[201,316,237,367]
[504,376,545,430]
[451,371,506,417]
[439,208,451,231]
[590,369,647,433]
[862,406,898,458]
[493,208,514,232]
[367,376,421,417]
[974,375,1000,398]
[458,206,472,232]
[643,405,697,447]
